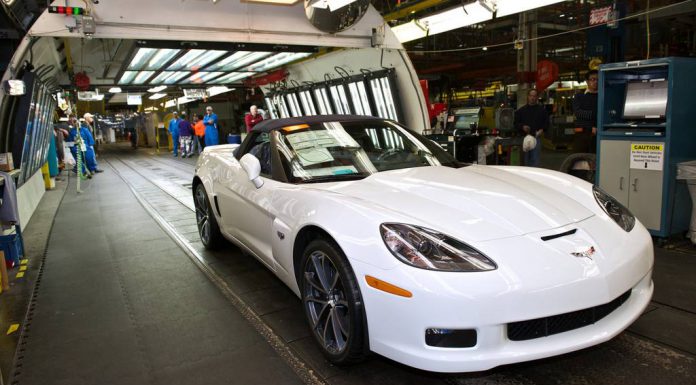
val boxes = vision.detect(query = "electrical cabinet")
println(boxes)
[597,57,696,237]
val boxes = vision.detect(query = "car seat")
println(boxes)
[250,141,272,175]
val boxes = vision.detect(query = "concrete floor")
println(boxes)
[1,143,694,385]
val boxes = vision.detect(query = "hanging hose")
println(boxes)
[646,0,651,59]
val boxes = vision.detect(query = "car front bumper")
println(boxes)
[349,216,654,373]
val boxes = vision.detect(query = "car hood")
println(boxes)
[309,165,594,242]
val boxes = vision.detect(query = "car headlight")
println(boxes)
[593,186,635,232]
[379,223,497,272]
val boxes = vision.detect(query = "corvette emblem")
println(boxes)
[571,246,595,259]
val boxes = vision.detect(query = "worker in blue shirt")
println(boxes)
[81,113,102,173]
[168,111,181,157]
[203,106,219,146]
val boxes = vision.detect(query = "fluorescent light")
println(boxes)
[310,0,356,11]
[149,93,167,100]
[393,2,492,43]
[208,51,273,71]
[119,71,138,84]
[207,86,234,97]
[391,20,427,43]
[186,72,224,84]
[243,52,311,72]
[150,71,189,85]
[314,88,332,115]
[109,87,122,93]
[148,85,167,93]
[177,96,196,105]
[496,0,565,18]
[165,99,176,108]
[133,71,155,84]
[211,72,255,84]
[145,49,180,70]
[168,49,227,71]
[127,48,156,70]
[298,90,317,115]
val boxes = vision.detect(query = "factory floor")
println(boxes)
[0,143,694,385]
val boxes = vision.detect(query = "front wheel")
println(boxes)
[301,239,367,364]
[193,183,223,249]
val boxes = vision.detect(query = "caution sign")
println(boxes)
[630,143,664,170]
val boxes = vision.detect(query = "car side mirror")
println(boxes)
[240,153,264,188]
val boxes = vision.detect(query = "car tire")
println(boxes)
[194,183,223,250]
[301,239,368,365]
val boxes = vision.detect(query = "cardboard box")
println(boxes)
[0,153,13,172]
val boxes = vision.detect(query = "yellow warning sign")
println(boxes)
[630,143,664,170]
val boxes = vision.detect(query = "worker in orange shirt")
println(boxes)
[192,114,206,155]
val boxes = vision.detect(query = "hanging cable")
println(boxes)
[646,0,651,59]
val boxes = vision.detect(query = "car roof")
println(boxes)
[251,114,382,133]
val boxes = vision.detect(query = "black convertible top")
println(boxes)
[250,114,382,133]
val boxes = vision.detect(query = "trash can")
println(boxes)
[227,134,241,144]
[677,160,696,244]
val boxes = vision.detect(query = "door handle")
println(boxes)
[619,176,624,190]
[632,178,638,192]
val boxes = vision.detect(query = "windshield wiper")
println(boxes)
[301,174,368,183]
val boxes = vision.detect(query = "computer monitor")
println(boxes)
[622,80,668,119]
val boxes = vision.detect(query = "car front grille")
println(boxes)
[507,290,632,341]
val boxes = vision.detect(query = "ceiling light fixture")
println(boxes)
[391,20,428,43]
[148,85,167,93]
[186,72,225,84]
[393,2,493,43]
[244,52,311,72]
[149,93,167,100]
[310,0,356,12]
[211,72,256,84]
[209,51,273,72]
[495,0,565,18]
[150,71,189,85]
[109,87,122,93]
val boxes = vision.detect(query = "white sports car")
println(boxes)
[193,115,653,373]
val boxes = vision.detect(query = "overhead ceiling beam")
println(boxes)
[383,0,450,22]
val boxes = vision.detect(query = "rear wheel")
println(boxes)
[194,183,223,249]
[301,239,367,364]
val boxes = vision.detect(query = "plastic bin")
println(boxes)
[0,225,23,267]
[677,160,696,243]
[227,134,241,144]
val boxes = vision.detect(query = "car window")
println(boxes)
[275,121,461,184]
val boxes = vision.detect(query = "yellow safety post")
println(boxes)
[41,162,55,190]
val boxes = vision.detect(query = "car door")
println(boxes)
[215,133,278,270]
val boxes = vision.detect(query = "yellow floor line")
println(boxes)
[6,324,19,335]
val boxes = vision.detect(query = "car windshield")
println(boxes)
[275,120,462,184]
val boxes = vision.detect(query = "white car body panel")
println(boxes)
[195,143,654,373]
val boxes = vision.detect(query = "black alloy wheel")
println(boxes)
[194,183,223,249]
[301,239,367,364]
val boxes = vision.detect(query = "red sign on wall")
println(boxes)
[589,6,612,25]
[536,60,559,92]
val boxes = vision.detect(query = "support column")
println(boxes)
[516,11,538,107]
